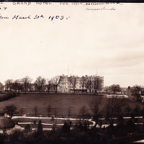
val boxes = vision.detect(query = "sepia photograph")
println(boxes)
[0,2,144,144]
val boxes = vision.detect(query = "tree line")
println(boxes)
[2,75,104,94]
[4,76,62,94]
[2,75,144,100]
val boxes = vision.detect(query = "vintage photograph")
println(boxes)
[0,2,144,143]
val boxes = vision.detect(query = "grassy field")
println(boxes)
[0,93,143,117]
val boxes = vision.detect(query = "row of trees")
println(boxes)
[4,76,60,94]
[105,84,144,95]
[2,75,144,97]
[130,85,144,102]
[3,75,103,94]
[2,107,143,143]
[80,97,144,126]
[104,84,121,94]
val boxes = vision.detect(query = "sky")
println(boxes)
[0,3,144,87]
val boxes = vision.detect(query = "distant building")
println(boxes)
[58,75,104,93]
[58,75,69,93]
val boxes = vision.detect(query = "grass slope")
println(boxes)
[0,94,143,117]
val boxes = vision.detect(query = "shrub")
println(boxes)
[0,92,17,102]
[9,130,25,141]
[3,104,17,118]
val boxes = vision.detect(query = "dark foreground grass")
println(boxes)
[0,93,143,117]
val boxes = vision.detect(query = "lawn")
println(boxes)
[0,93,143,117]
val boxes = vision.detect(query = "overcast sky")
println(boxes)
[0,3,144,87]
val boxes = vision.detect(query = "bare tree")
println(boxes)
[17,81,24,94]
[16,80,24,95]
[68,75,77,93]
[93,76,103,94]
[35,76,46,92]
[3,105,17,118]
[109,84,121,94]
[79,106,87,119]
[5,79,13,91]
[51,76,60,93]
[47,105,52,117]
[125,105,132,116]
[37,120,43,135]
[21,76,32,94]
[46,79,51,94]
[85,78,92,93]
[11,80,18,92]
[80,76,86,94]
[89,97,102,125]
[105,97,125,124]
[12,79,23,94]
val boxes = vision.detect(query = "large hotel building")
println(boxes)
[58,75,104,93]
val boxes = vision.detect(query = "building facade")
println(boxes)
[58,75,104,93]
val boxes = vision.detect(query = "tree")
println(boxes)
[79,106,87,119]
[105,97,125,124]
[89,97,102,126]
[46,105,52,117]
[62,121,70,133]
[37,120,43,135]
[46,79,51,94]
[25,124,31,133]
[12,79,23,95]
[117,115,124,126]
[51,76,60,93]
[133,105,141,117]
[125,105,132,116]
[28,83,35,92]
[93,76,103,94]
[35,76,46,92]
[68,75,77,93]
[109,84,121,94]
[17,82,23,94]
[5,79,13,91]
[21,76,32,94]
[85,78,92,93]
[80,76,86,94]
[131,85,142,102]
[11,80,19,92]
[3,105,17,118]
